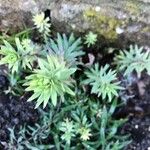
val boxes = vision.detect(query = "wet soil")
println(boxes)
[0,75,39,148]
[0,93,39,141]
[116,73,150,150]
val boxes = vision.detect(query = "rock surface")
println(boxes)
[0,0,150,47]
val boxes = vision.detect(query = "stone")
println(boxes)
[0,0,150,47]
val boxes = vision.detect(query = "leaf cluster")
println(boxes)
[83,64,123,102]
[45,33,84,67]
[84,31,97,47]
[0,38,41,74]
[0,31,85,108]
[114,45,150,77]
[24,55,76,108]
[5,98,131,150]
[33,12,51,40]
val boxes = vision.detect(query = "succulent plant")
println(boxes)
[24,55,76,108]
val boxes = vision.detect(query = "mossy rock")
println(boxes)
[83,8,122,41]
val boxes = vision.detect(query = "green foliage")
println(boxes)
[5,98,130,150]
[115,45,150,77]
[5,73,23,96]
[71,108,92,141]
[24,55,76,108]
[0,38,41,73]
[4,125,54,150]
[33,12,51,40]
[59,118,76,145]
[84,31,97,47]
[54,98,131,149]
[83,64,123,102]
[0,39,20,74]
[46,33,84,67]
[20,39,41,70]
[4,127,26,150]
[1,11,132,150]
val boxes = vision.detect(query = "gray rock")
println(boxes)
[0,0,150,47]
[0,0,51,33]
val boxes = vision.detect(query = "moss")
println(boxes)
[142,27,150,33]
[125,1,141,15]
[83,8,122,41]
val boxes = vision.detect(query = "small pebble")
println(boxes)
[71,24,76,29]
[116,27,124,34]
[95,6,101,12]
[135,125,139,129]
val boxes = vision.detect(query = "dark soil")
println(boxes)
[0,93,39,144]
[0,74,39,148]
[123,116,150,150]
[115,73,150,150]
